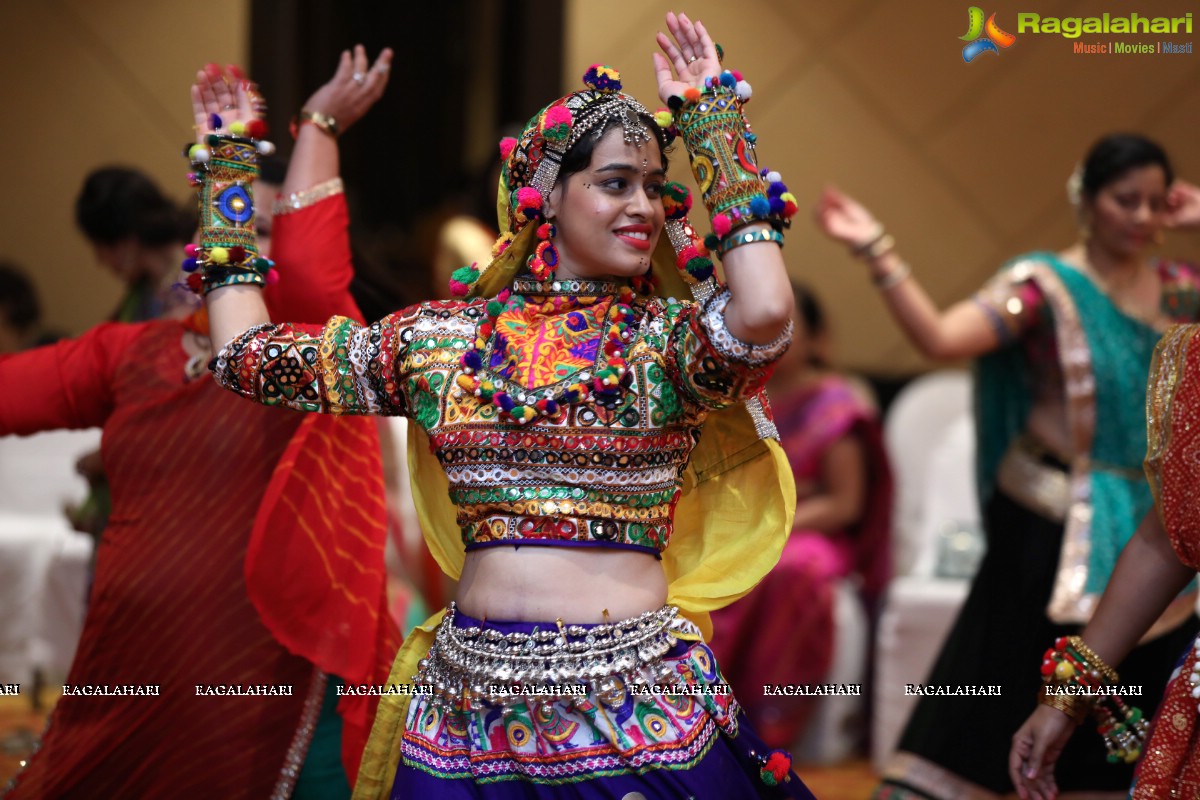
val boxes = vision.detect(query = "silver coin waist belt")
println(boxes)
[413,603,692,710]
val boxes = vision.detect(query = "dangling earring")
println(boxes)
[630,258,656,295]
[530,222,558,281]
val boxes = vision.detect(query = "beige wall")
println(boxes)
[9,1,1199,375]
[565,0,1200,374]
[0,1,247,336]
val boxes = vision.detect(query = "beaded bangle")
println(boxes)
[719,227,784,257]
[1040,635,1147,764]
[180,120,277,295]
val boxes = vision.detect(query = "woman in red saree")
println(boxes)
[0,50,399,799]
[710,282,893,750]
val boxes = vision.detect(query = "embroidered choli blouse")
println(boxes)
[213,287,790,556]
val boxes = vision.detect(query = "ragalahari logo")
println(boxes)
[961,7,1017,62]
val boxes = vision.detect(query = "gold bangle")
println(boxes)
[296,108,339,138]
[1038,687,1091,725]
[1068,636,1119,683]
[873,261,911,291]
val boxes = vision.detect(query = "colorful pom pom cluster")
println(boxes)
[513,186,544,225]
[180,242,276,295]
[702,166,797,257]
[185,115,275,167]
[757,749,792,786]
[652,108,678,145]
[454,286,637,424]
[583,64,622,94]
[529,223,558,281]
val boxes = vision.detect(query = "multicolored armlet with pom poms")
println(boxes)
[663,66,797,259]
[1039,635,1148,764]
[180,116,276,295]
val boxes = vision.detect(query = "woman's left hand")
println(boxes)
[1165,178,1200,230]
[653,11,721,104]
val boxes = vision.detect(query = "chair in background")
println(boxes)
[0,429,99,691]
[870,370,982,771]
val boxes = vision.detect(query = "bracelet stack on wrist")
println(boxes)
[852,228,896,260]
[668,66,797,261]
[180,114,276,295]
[1039,635,1147,764]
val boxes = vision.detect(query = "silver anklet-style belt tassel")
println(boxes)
[413,603,692,709]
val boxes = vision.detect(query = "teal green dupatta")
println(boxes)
[975,252,1172,623]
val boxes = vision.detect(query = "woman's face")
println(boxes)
[1084,164,1168,258]
[545,126,666,282]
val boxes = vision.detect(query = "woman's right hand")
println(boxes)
[813,186,884,250]
[301,44,393,135]
[1008,704,1078,800]
[191,64,261,143]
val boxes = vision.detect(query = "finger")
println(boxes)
[651,51,674,82]
[198,73,222,116]
[226,63,247,81]
[664,11,692,59]
[694,20,718,62]
[237,79,253,119]
[191,76,208,126]
[655,31,688,75]
[332,49,352,84]
[211,71,236,112]
[365,47,393,98]
[352,43,368,83]
[677,12,703,55]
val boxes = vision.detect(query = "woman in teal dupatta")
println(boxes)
[814,133,1200,799]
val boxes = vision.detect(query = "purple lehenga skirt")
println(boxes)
[390,607,816,798]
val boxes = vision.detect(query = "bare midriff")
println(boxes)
[456,545,668,623]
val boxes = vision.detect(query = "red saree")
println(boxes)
[1132,323,1200,798]
[0,195,399,797]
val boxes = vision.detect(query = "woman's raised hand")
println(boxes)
[813,186,885,250]
[302,44,393,135]
[191,63,262,143]
[653,11,721,104]
[1165,178,1200,230]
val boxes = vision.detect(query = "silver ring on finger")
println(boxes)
[352,72,366,85]
[687,55,698,64]
[222,103,236,110]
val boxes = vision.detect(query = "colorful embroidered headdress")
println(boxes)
[448,65,712,300]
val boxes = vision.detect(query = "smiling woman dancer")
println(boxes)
[815,134,1200,799]
[194,10,817,800]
